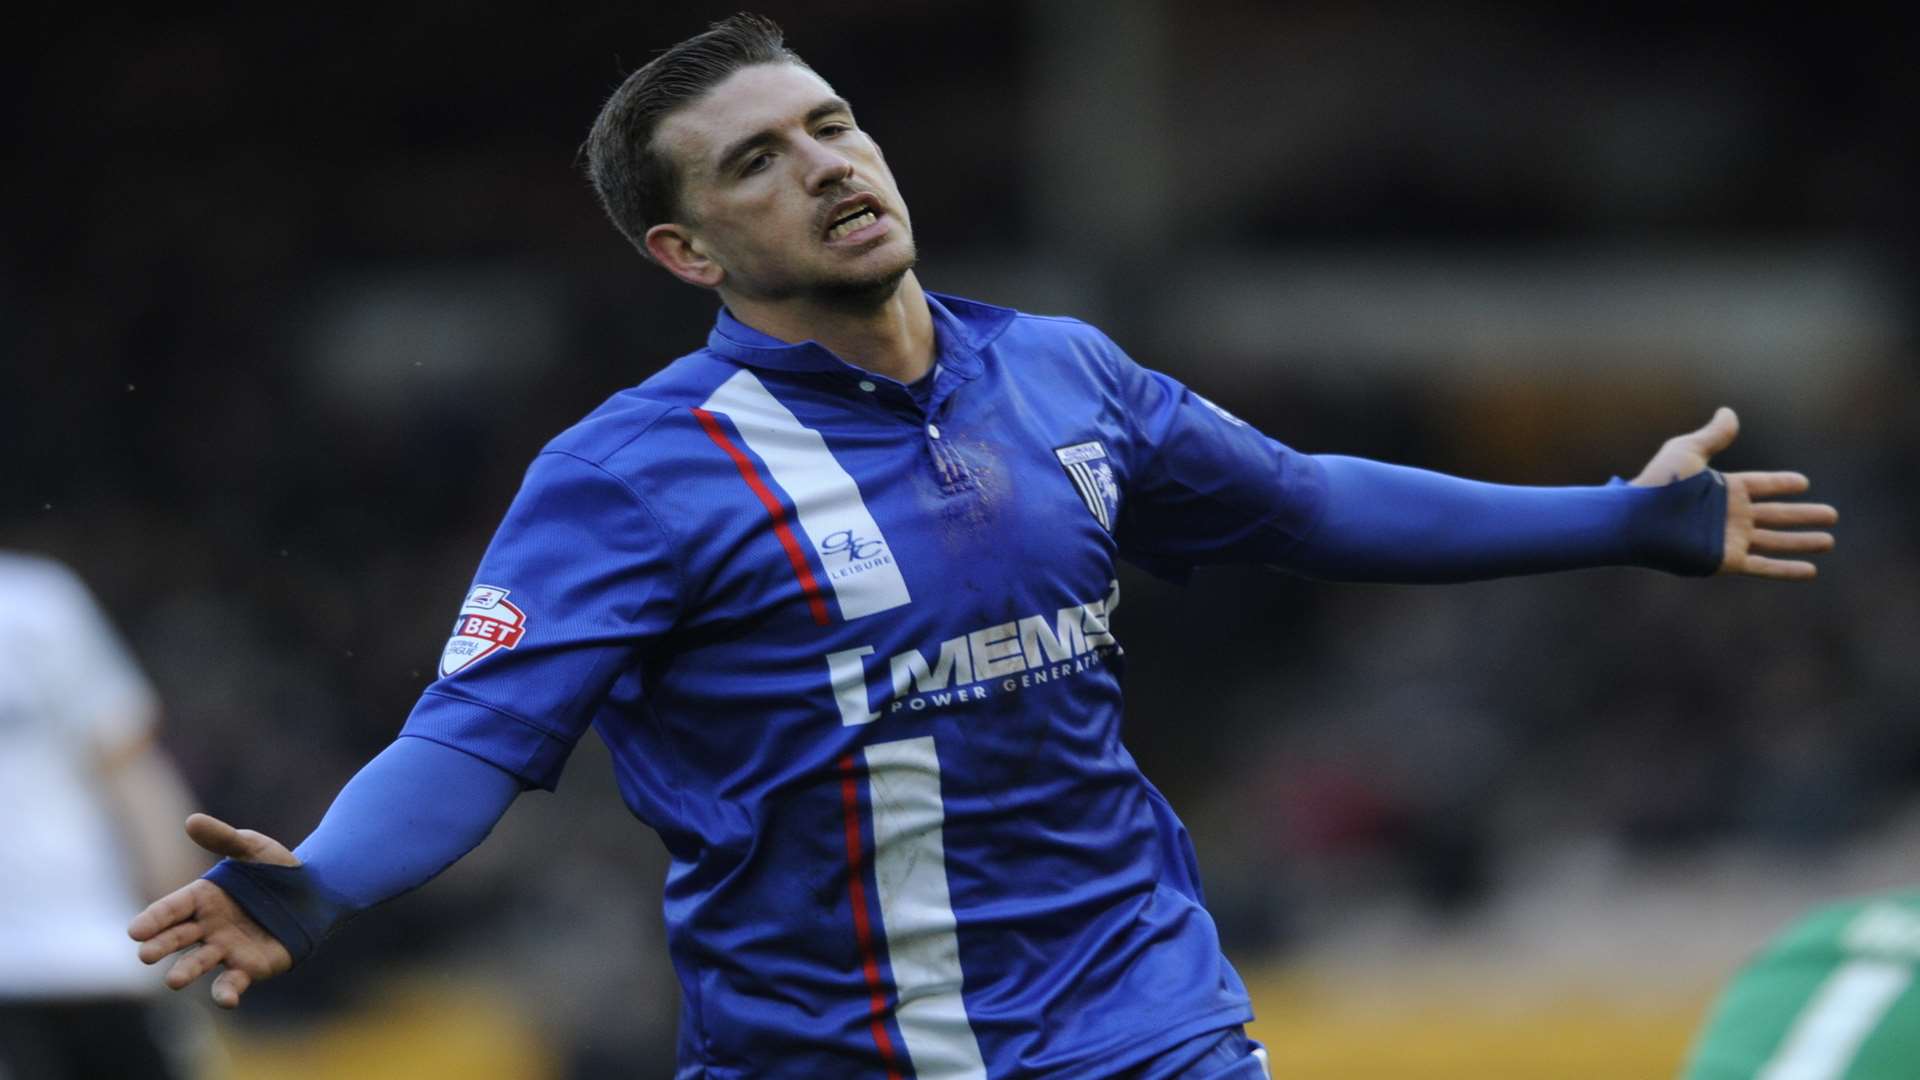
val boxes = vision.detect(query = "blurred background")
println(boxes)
[6,3,1916,1076]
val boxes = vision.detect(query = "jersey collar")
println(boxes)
[705,292,1016,381]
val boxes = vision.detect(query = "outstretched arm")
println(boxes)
[1284,408,1834,583]
[128,735,522,1008]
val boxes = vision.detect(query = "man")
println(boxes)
[2,551,206,1079]
[1682,891,1920,1079]
[130,14,1837,1078]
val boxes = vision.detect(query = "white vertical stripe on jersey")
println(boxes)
[863,736,986,1079]
[700,369,912,619]
[1759,958,1912,1080]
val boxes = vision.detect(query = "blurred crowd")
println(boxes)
[7,5,1914,1077]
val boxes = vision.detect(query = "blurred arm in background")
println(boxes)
[0,551,207,1080]
[94,723,206,903]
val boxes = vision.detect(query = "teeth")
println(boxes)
[828,209,877,240]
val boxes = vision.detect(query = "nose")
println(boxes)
[802,145,856,195]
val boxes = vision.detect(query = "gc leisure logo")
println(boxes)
[820,529,894,583]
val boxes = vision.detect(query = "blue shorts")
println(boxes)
[1131,1024,1270,1079]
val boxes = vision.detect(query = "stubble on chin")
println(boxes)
[814,247,917,311]
[744,235,917,311]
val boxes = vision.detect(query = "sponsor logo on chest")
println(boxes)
[698,368,913,622]
[819,529,895,583]
[823,580,1123,727]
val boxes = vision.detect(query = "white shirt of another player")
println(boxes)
[0,554,163,997]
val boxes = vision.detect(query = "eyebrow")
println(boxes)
[714,97,854,175]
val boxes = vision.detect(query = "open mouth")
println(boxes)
[824,197,883,241]
[827,208,880,240]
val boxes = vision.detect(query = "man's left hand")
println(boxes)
[1631,406,1837,580]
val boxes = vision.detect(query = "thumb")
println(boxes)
[184,813,297,866]
[1684,406,1740,459]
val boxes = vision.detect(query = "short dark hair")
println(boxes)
[583,13,808,256]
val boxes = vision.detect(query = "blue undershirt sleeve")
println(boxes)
[1100,338,1725,581]
[202,734,521,964]
[1284,455,1727,582]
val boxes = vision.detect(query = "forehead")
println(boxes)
[656,62,843,173]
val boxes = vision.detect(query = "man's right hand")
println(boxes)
[127,812,297,1008]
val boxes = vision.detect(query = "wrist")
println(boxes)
[202,858,350,965]
[1614,469,1726,575]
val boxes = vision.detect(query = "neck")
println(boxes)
[721,272,935,384]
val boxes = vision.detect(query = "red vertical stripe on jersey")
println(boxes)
[690,406,833,626]
[839,753,904,1080]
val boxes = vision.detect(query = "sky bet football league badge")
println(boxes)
[439,584,526,676]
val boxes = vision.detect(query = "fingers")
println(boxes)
[1633,408,1742,486]
[164,941,226,990]
[1724,467,1834,580]
[1750,528,1835,555]
[184,814,251,859]
[1751,526,1835,553]
[183,812,299,867]
[137,920,207,965]
[1753,501,1839,528]
[1683,406,1740,458]
[1732,471,1811,498]
[1734,555,1819,581]
[129,883,204,941]
[211,968,253,1009]
[233,828,301,866]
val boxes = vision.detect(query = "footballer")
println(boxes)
[131,14,1836,1078]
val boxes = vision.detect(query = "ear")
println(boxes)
[644,223,725,289]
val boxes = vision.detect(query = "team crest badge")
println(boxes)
[1054,440,1119,531]
[439,584,526,677]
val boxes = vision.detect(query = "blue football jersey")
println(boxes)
[402,293,1327,1077]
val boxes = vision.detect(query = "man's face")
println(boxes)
[654,63,915,304]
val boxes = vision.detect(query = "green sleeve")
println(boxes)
[1682,891,1920,1080]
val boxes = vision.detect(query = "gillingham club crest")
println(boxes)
[1054,440,1119,532]
[440,584,527,676]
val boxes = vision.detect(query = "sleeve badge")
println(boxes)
[439,584,527,677]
